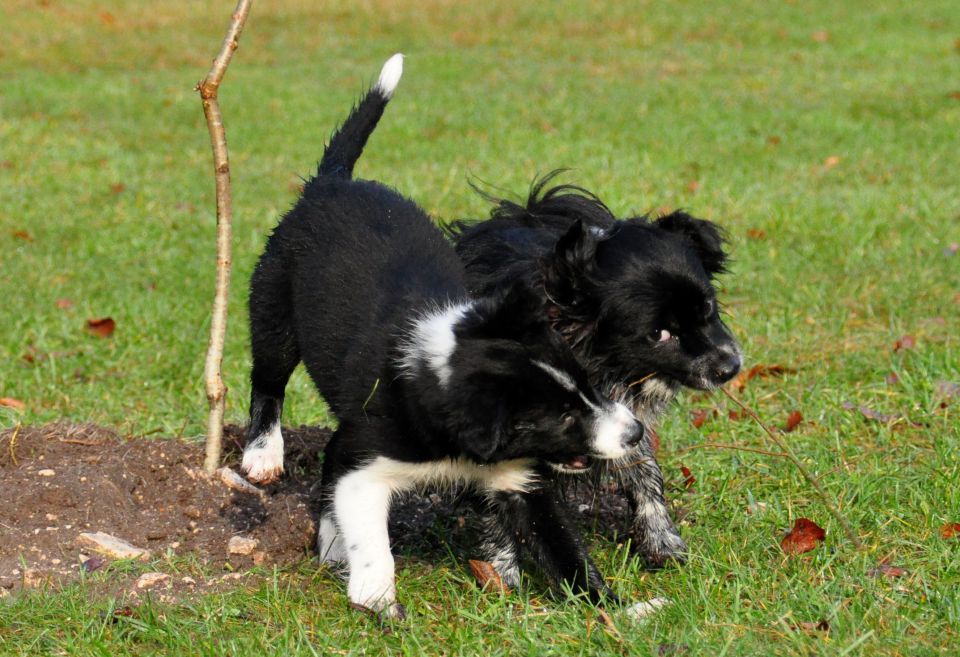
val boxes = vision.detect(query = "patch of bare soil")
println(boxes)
[0,423,638,601]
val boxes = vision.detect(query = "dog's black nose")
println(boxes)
[625,418,645,447]
[713,352,742,383]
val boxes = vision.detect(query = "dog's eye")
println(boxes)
[560,413,576,429]
[653,329,672,342]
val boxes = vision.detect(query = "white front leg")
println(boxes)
[333,468,400,616]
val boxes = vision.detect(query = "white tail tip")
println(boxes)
[375,53,404,99]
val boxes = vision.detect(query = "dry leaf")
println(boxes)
[12,230,33,242]
[680,465,696,489]
[468,559,510,593]
[691,408,710,428]
[55,298,74,310]
[783,410,803,432]
[885,372,899,385]
[729,364,796,391]
[0,397,26,411]
[686,180,700,193]
[867,561,907,578]
[823,155,841,169]
[940,522,960,539]
[85,317,116,338]
[746,228,767,240]
[780,518,825,555]
[791,619,830,633]
[893,335,916,352]
[110,182,125,194]
[766,135,782,146]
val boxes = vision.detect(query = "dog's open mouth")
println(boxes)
[549,455,593,474]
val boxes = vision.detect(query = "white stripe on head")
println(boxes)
[531,360,578,393]
[398,301,472,388]
[374,53,404,99]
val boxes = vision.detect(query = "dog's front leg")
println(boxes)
[619,447,687,568]
[491,487,617,604]
[331,465,405,620]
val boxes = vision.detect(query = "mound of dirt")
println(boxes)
[0,423,638,600]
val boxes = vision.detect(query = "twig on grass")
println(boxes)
[197,0,254,474]
[721,387,864,550]
[677,442,789,459]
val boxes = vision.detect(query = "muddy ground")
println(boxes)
[0,423,639,600]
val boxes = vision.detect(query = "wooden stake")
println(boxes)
[197,0,254,474]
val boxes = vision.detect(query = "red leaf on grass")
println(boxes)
[729,364,796,391]
[867,561,907,578]
[783,410,803,432]
[690,408,711,428]
[893,335,916,352]
[468,559,510,593]
[885,372,899,385]
[109,182,125,194]
[791,619,830,634]
[746,228,767,240]
[940,523,960,539]
[780,518,826,555]
[12,230,33,242]
[0,397,26,411]
[680,465,696,489]
[85,317,116,338]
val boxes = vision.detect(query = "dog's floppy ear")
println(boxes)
[446,392,510,463]
[655,211,728,276]
[539,220,600,345]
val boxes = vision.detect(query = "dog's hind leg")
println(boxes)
[242,258,300,483]
[619,447,687,568]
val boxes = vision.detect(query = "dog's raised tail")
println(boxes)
[317,53,404,179]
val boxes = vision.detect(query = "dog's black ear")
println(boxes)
[447,394,509,463]
[467,282,547,343]
[539,220,600,345]
[655,211,728,276]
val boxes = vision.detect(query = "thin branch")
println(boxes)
[677,442,790,459]
[721,387,864,550]
[197,0,254,474]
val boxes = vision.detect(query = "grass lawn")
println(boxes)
[1,0,958,654]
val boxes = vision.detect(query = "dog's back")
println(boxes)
[256,177,464,414]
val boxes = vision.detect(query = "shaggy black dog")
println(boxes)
[449,176,742,570]
[241,55,657,619]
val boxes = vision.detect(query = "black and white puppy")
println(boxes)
[242,56,653,619]
[450,176,743,569]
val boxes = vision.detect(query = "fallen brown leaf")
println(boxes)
[12,230,33,242]
[109,182,125,194]
[85,317,116,338]
[780,518,825,555]
[823,155,841,169]
[893,335,916,352]
[783,410,803,432]
[729,364,796,391]
[766,135,782,146]
[791,619,830,633]
[691,408,711,428]
[0,397,26,411]
[746,228,767,240]
[680,465,696,489]
[940,522,960,539]
[468,559,510,593]
[867,561,907,578]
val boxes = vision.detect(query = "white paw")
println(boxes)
[241,424,284,483]
[625,597,670,621]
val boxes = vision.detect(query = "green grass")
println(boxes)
[1,0,958,654]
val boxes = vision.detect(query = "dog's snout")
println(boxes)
[713,351,742,383]
[624,416,645,447]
